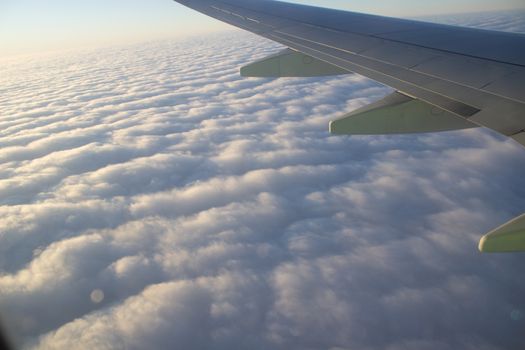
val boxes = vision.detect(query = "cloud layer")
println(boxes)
[1,12,525,350]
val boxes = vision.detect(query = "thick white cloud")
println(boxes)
[1,12,525,350]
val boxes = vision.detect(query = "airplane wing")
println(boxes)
[173,0,525,252]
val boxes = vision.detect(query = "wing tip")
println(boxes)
[478,234,490,253]
[328,120,335,134]
[478,213,525,253]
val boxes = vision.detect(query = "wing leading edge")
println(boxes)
[173,0,525,252]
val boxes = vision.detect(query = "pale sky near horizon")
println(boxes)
[1,0,524,57]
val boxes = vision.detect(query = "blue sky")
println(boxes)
[1,0,524,56]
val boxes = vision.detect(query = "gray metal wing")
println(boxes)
[174,0,525,252]
[174,0,525,145]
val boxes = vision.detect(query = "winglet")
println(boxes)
[479,213,525,253]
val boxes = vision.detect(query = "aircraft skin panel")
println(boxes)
[483,70,525,103]
[278,25,386,54]
[378,26,525,66]
[410,55,515,91]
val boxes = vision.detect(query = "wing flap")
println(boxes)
[329,92,477,135]
[240,48,349,77]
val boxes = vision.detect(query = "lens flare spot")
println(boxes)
[90,289,104,304]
